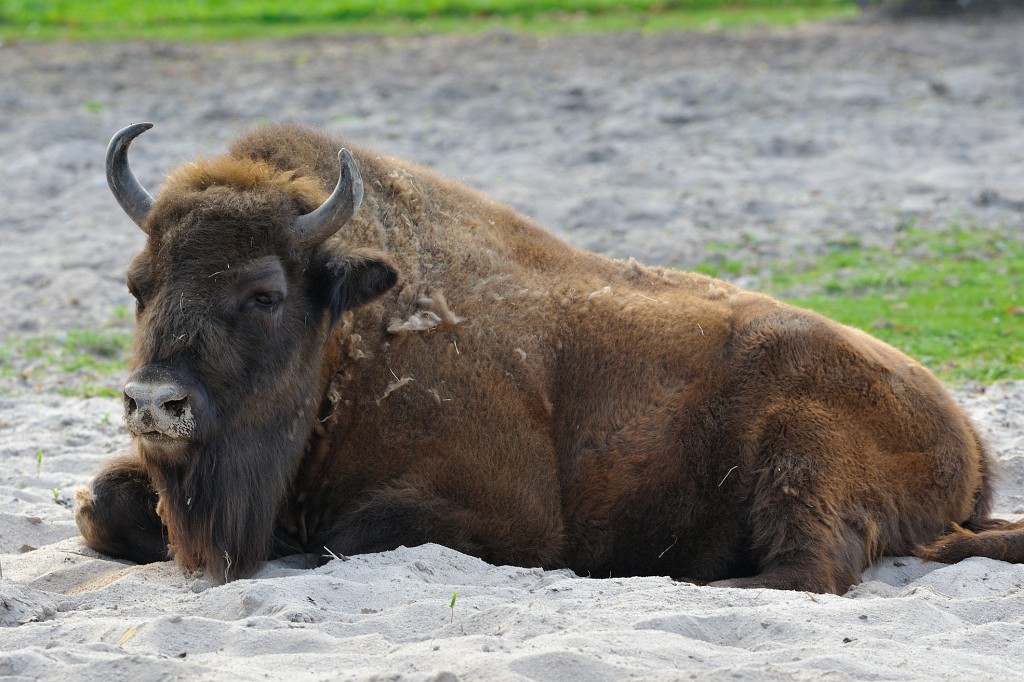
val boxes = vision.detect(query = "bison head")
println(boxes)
[107,123,397,581]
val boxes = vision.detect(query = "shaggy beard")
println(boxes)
[141,409,309,582]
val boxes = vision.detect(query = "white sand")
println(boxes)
[2,383,1024,681]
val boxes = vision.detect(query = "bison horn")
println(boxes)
[293,148,364,248]
[106,122,156,232]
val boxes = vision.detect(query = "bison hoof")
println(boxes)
[73,483,169,565]
[708,572,854,594]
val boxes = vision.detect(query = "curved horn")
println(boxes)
[293,148,363,248]
[106,122,156,232]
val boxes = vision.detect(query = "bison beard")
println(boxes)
[76,121,1024,593]
[146,411,303,582]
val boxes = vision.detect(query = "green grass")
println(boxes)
[0,1,859,41]
[693,241,748,278]
[0,329,132,397]
[698,226,1024,383]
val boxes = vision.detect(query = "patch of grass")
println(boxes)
[749,226,1024,383]
[692,241,748,277]
[694,255,745,278]
[0,1,859,41]
[0,328,131,398]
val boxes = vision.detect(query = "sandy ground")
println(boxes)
[2,10,1024,681]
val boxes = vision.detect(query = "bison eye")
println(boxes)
[248,291,282,312]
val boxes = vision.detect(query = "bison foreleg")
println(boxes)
[75,453,168,564]
[323,488,485,560]
[323,483,563,568]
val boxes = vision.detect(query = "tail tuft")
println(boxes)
[918,519,1024,564]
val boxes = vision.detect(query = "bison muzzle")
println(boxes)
[75,122,1024,592]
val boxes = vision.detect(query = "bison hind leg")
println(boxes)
[715,432,879,594]
[75,454,168,564]
[708,559,860,594]
[708,523,867,594]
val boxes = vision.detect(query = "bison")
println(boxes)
[75,122,1024,593]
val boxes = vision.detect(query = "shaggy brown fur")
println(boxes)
[76,123,1022,592]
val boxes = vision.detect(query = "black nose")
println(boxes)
[124,376,194,439]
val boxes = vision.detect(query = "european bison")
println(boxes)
[75,122,1024,593]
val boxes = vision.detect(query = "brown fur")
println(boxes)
[75,123,1019,592]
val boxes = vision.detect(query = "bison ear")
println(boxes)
[315,248,398,324]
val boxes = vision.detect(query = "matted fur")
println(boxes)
[76,123,1021,593]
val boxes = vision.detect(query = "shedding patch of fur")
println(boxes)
[387,288,465,335]
[418,290,463,326]
[344,334,366,362]
[706,283,729,300]
[388,311,443,334]
[427,388,453,405]
[378,371,415,403]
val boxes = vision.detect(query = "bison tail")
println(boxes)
[917,518,1024,564]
